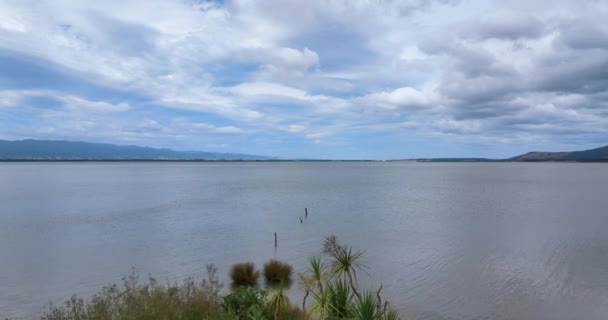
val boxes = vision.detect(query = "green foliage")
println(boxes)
[263,260,293,284]
[351,291,381,320]
[328,277,352,318]
[384,308,400,320]
[230,262,260,286]
[223,286,268,319]
[247,304,267,320]
[330,246,366,281]
[268,285,290,320]
[307,256,326,290]
[39,236,400,320]
[308,283,332,320]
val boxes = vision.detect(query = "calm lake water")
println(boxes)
[1,162,608,319]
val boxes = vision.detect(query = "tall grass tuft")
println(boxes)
[263,260,293,284]
[230,262,260,286]
[41,265,230,320]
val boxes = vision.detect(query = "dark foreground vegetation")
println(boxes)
[41,235,399,320]
[263,260,293,284]
[230,262,260,286]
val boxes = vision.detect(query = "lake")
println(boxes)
[1,162,608,320]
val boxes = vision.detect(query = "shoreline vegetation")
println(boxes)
[37,235,400,320]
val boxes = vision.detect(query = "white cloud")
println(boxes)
[137,119,165,131]
[359,87,433,111]
[243,46,320,78]
[233,82,309,100]
[0,90,128,112]
[172,119,245,135]
[160,90,263,120]
[0,90,25,107]
[0,4,28,33]
[61,95,129,112]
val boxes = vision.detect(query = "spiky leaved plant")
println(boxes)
[268,283,290,320]
[299,235,400,320]
[323,235,366,299]
[308,283,332,320]
[327,277,352,318]
[351,291,381,320]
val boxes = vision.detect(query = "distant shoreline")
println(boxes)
[3,139,608,162]
[1,159,607,163]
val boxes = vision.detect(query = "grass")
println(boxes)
[230,262,260,286]
[263,260,293,284]
[41,265,230,320]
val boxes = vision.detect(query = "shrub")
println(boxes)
[222,286,268,319]
[230,262,260,286]
[263,260,293,284]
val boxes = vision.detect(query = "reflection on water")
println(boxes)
[1,162,608,320]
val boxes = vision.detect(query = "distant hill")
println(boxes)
[0,140,271,160]
[563,145,608,161]
[410,145,608,162]
[510,145,608,162]
[509,152,571,161]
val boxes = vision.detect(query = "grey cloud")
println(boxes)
[396,0,462,16]
[527,20,608,94]
[419,39,516,78]
[419,14,608,133]
[559,21,608,50]
[440,75,519,109]
[467,16,546,41]
[533,50,608,93]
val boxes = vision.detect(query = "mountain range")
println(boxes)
[0,139,607,161]
[0,140,270,160]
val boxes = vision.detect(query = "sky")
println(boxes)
[0,0,607,159]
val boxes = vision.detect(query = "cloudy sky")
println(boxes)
[1,0,607,159]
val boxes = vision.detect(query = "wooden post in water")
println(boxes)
[274,232,277,247]
[305,208,308,219]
